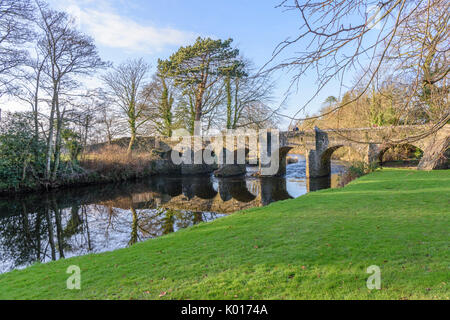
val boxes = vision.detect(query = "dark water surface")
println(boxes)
[0,155,345,273]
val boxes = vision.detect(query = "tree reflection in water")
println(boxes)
[0,157,345,273]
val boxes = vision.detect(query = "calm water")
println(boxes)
[0,155,345,273]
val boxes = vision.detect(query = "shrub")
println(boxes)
[62,128,82,163]
[0,112,46,190]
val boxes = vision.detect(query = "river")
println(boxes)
[0,155,346,273]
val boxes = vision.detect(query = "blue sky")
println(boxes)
[7,0,354,129]
[53,0,302,65]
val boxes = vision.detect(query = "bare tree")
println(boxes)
[388,0,449,124]
[102,58,150,156]
[66,89,126,146]
[0,0,34,97]
[269,0,449,142]
[62,89,109,149]
[99,104,126,145]
[12,46,49,147]
[237,101,281,130]
[36,1,108,181]
[222,58,275,129]
[141,60,178,137]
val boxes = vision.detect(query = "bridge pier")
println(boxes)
[365,144,380,164]
[213,147,248,177]
[304,127,332,178]
[258,130,293,176]
[179,147,218,175]
[259,146,292,176]
[305,150,330,178]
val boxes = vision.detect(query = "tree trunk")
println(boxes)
[45,90,57,182]
[33,60,44,163]
[83,118,89,150]
[194,83,205,122]
[128,121,136,157]
[226,76,232,129]
[52,103,62,181]
[161,79,173,137]
[105,118,112,144]
[127,102,137,156]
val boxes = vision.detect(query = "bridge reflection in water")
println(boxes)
[0,155,345,273]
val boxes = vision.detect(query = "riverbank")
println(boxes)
[0,169,448,300]
[0,168,159,196]
[0,153,176,196]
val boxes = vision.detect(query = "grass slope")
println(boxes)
[0,169,449,300]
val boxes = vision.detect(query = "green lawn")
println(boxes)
[0,169,449,300]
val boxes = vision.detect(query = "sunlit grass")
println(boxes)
[0,169,449,300]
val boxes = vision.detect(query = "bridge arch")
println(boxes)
[377,143,424,166]
[320,144,365,169]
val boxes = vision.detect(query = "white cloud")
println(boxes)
[60,2,198,53]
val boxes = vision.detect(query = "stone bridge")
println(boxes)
[283,124,450,178]
[154,124,449,178]
[155,125,450,178]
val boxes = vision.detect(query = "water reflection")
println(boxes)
[0,155,345,273]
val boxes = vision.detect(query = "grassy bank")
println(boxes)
[0,169,449,300]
